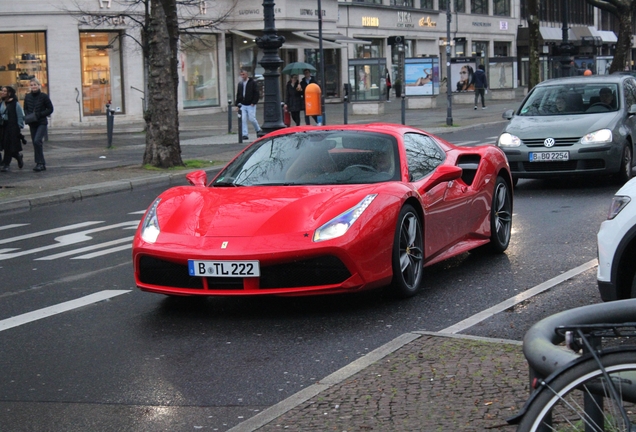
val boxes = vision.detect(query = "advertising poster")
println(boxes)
[404,57,439,96]
[488,60,514,90]
[450,58,476,92]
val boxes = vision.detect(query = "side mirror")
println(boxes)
[423,165,463,192]
[502,109,514,120]
[186,170,208,186]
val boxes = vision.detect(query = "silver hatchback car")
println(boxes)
[497,75,636,185]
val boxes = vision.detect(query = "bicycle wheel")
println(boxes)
[517,351,636,432]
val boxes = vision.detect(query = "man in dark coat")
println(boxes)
[473,64,488,110]
[23,78,53,171]
[299,69,319,125]
[235,69,262,140]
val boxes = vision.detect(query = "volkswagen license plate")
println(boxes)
[529,151,569,162]
[188,260,260,277]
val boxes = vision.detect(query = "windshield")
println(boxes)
[213,131,400,186]
[518,83,619,116]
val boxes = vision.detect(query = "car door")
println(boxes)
[403,133,471,260]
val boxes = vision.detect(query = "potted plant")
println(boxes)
[393,79,403,98]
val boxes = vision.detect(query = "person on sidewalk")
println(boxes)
[385,69,392,102]
[473,64,488,110]
[284,74,303,126]
[235,69,262,140]
[299,68,319,125]
[23,78,54,172]
[0,86,25,172]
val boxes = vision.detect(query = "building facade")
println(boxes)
[0,0,626,127]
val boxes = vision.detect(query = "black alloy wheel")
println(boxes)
[391,204,424,298]
[489,176,512,253]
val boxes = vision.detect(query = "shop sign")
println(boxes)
[80,15,126,26]
[500,21,508,30]
[239,8,282,15]
[472,21,492,27]
[419,16,436,27]
[300,9,326,16]
[397,11,414,28]
[362,16,379,27]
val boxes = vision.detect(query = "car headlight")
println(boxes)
[313,194,377,242]
[607,195,631,220]
[497,133,521,147]
[581,129,612,144]
[141,198,161,243]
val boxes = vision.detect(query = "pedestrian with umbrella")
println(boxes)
[282,62,319,126]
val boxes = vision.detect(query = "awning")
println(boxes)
[303,32,369,44]
[590,28,618,43]
[229,29,341,49]
[539,26,575,43]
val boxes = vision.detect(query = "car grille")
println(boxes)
[522,137,580,147]
[137,255,351,292]
[514,159,606,172]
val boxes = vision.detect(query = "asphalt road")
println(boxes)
[0,127,622,431]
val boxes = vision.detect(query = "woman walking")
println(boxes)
[0,86,25,172]
[23,78,53,172]
[284,74,303,126]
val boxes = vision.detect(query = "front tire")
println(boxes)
[489,176,512,253]
[617,143,633,184]
[390,204,424,298]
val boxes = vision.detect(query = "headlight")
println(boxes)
[607,195,630,220]
[581,129,612,144]
[141,198,161,243]
[313,194,377,242]
[497,133,521,147]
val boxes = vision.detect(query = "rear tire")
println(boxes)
[390,204,424,298]
[489,176,512,253]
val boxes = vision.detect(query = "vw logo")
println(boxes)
[544,138,556,148]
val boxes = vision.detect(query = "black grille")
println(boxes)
[260,256,351,288]
[522,161,578,171]
[137,255,351,291]
[138,256,203,289]
[522,137,580,147]
[581,159,606,170]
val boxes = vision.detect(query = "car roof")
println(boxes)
[536,75,632,87]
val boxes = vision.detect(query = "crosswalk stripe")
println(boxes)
[72,244,132,259]
[36,236,134,260]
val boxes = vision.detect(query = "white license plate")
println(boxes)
[529,151,569,162]
[188,260,260,277]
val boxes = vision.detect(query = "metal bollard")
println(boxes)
[343,94,348,125]
[401,94,406,125]
[105,102,115,148]
[237,103,243,144]
[228,100,233,134]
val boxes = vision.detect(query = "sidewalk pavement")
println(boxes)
[0,88,533,431]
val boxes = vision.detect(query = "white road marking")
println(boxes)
[36,236,134,260]
[128,210,147,215]
[0,221,138,261]
[0,222,103,245]
[0,290,131,332]
[73,243,132,259]
[0,224,29,231]
[439,259,598,334]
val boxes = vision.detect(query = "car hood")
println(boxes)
[154,185,381,237]
[505,112,620,138]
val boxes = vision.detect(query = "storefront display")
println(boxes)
[80,32,123,116]
[404,57,439,96]
[348,58,386,102]
[181,34,220,109]
[0,32,48,101]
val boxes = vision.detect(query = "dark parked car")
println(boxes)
[497,75,636,184]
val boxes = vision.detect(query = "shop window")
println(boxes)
[237,35,264,101]
[0,32,49,102]
[303,49,341,98]
[455,0,466,13]
[471,41,489,57]
[181,34,220,108]
[354,39,383,59]
[348,58,386,102]
[455,41,466,57]
[420,0,433,8]
[494,42,509,57]
[390,0,413,6]
[80,32,123,116]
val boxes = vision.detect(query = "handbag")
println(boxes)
[24,113,38,124]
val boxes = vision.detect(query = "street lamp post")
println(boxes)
[446,0,453,126]
[256,0,286,134]
[317,0,326,125]
[558,0,574,77]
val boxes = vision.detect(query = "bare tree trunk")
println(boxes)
[143,0,183,168]
[585,0,634,74]
[527,0,541,91]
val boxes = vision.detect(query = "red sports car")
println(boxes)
[133,124,513,298]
